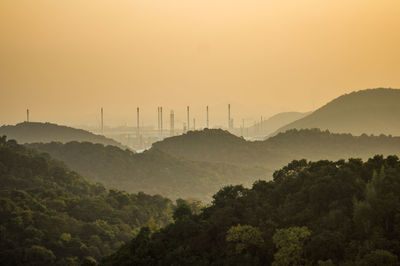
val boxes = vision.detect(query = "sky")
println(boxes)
[1,0,399,129]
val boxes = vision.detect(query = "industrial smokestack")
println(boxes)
[228,104,231,130]
[206,106,209,128]
[157,107,160,135]
[137,107,140,136]
[101,108,104,134]
[26,109,29,122]
[170,110,174,136]
[160,106,163,138]
[137,107,140,147]
[187,106,190,132]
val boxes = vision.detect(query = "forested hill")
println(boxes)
[152,128,400,165]
[102,155,400,265]
[28,129,400,202]
[0,122,126,149]
[273,88,400,136]
[0,136,173,265]
[27,141,265,201]
[152,129,254,163]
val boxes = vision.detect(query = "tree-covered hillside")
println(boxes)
[29,129,400,202]
[273,88,400,136]
[0,136,173,265]
[0,122,126,149]
[152,129,259,164]
[27,141,266,202]
[153,128,400,166]
[102,155,400,266]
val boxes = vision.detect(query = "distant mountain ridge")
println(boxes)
[154,128,400,165]
[272,88,400,136]
[0,122,127,149]
[29,128,400,201]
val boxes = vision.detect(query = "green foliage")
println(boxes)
[359,249,398,266]
[0,136,174,265]
[24,245,56,265]
[173,201,193,221]
[226,224,264,254]
[272,226,311,266]
[176,198,204,215]
[60,233,72,243]
[318,259,336,266]
[102,155,400,265]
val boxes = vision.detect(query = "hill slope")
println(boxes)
[0,122,126,149]
[153,128,400,166]
[0,136,173,265]
[27,141,266,201]
[240,111,310,137]
[102,155,400,265]
[273,88,400,136]
[29,129,400,202]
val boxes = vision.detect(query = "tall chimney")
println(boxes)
[160,106,163,138]
[157,107,160,136]
[101,108,104,134]
[137,107,140,147]
[228,104,231,130]
[206,106,209,128]
[187,106,190,132]
[170,110,175,136]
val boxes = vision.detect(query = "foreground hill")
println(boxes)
[29,129,400,202]
[273,88,400,136]
[0,122,126,149]
[102,155,400,265]
[0,136,173,265]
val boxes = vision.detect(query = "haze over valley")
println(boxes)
[1,1,400,265]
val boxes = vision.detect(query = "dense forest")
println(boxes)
[273,88,400,136]
[0,136,174,265]
[0,122,126,149]
[28,129,400,202]
[102,155,400,265]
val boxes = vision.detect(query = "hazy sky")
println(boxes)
[1,0,399,128]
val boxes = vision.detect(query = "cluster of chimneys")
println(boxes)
[25,104,235,139]
[98,104,233,138]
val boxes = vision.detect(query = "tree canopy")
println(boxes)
[0,136,174,265]
[102,155,400,265]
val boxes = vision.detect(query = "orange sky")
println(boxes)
[1,0,399,128]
